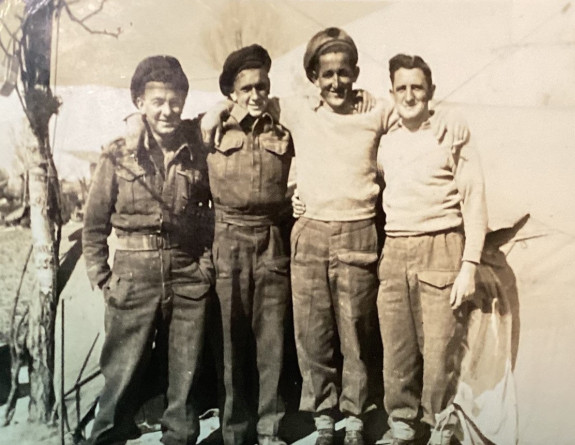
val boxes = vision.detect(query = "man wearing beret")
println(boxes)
[82,55,214,445]
[121,45,294,445]
[211,44,294,445]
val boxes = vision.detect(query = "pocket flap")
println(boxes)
[216,134,244,154]
[172,282,211,300]
[336,250,378,266]
[264,256,290,274]
[260,135,290,156]
[116,169,145,182]
[417,270,460,289]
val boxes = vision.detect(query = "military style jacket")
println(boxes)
[83,119,213,289]
[207,104,294,225]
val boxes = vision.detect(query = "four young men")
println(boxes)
[83,25,483,445]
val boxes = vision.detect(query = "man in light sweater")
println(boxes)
[376,54,487,445]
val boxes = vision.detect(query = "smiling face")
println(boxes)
[390,67,435,129]
[230,67,270,117]
[136,81,186,141]
[313,51,359,114]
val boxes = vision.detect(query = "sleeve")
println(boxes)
[454,139,488,264]
[82,147,117,290]
[378,98,399,134]
[275,96,300,129]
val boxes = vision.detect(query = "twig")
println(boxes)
[60,0,120,38]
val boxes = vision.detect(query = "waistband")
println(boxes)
[115,233,181,251]
[215,205,292,227]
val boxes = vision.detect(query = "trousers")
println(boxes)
[377,230,467,440]
[214,219,291,445]
[88,248,211,445]
[290,217,380,419]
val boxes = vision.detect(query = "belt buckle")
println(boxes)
[155,234,164,249]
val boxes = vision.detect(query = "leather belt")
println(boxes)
[115,233,180,251]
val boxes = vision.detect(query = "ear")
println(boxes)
[135,96,145,113]
[428,84,436,101]
[312,71,320,88]
[352,66,360,82]
[230,91,238,103]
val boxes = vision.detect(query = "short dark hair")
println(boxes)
[389,54,433,89]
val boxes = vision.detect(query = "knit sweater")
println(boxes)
[278,95,394,222]
[376,116,487,263]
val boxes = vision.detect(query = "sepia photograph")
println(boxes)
[0,0,574,444]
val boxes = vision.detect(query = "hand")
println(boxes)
[200,101,232,147]
[200,110,224,148]
[432,110,469,146]
[450,261,477,310]
[291,189,306,218]
[124,112,145,150]
[353,89,376,113]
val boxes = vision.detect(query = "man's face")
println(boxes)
[390,67,435,127]
[230,68,270,117]
[136,81,186,140]
[313,51,359,113]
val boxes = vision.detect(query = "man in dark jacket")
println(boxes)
[82,55,214,445]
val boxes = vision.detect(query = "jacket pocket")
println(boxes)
[216,132,244,154]
[417,270,460,289]
[260,134,290,156]
[115,168,147,214]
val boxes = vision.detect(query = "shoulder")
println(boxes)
[100,137,130,163]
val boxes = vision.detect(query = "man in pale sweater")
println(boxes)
[376,54,487,445]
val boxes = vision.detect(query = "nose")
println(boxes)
[405,87,414,102]
[332,74,339,89]
[161,101,173,116]
[249,87,259,101]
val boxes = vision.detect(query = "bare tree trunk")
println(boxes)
[27,160,60,422]
[20,0,62,423]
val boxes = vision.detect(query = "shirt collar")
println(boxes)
[228,102,275,127]
[389,109,435,133]
[139,123,193,162]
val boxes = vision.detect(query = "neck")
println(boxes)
[401,110,431,132]
[151,131,177,153]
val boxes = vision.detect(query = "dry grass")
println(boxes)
[0,226,35,346]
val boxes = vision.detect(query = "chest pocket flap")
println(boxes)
[260,131,291,156]
[115,159,146,182]
[216,132,244,155]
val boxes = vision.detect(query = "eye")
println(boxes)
[321,70,334,79]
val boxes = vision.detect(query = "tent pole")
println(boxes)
[60,297,65,445]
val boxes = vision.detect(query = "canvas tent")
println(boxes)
[48,1,575,444]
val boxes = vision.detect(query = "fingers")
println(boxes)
[201,127,213,146]
[291,190,306,218]
[214,124,223,148]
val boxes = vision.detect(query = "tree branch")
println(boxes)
[60,0,120,38]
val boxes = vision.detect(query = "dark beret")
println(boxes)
[130,55,189,105]
[219,44,272,96]
[303,27,358,82]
